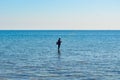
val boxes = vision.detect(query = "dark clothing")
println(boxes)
[56,38,62,50]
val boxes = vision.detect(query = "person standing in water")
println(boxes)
[56,38,62,50]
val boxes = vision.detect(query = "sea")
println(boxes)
[0,30,120,80]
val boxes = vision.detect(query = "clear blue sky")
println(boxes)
[0,0,120,30]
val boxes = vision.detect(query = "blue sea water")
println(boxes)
[0,30,120,80]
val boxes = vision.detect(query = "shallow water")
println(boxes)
[0,30,120,80]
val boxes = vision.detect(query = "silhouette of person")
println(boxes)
[56,38,62,50]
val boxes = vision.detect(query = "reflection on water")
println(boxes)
[58,49,61,59]
[0,30,120,80]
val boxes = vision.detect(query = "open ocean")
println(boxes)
[0,30,120,80]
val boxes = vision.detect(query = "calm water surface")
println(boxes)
[0,30,120,80]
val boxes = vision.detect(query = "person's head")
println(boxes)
[59,38,61,40]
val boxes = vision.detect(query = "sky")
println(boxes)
[0,0,120,30]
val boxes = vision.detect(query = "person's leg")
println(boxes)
[58,45,60,50]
